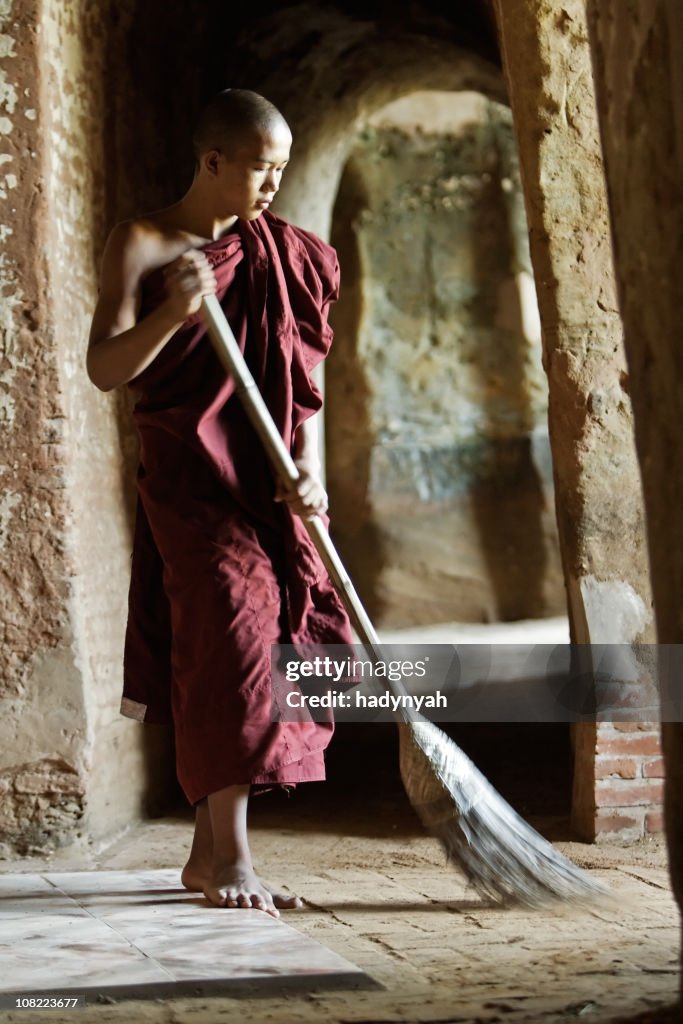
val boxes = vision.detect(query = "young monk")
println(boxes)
[87,89,354,918]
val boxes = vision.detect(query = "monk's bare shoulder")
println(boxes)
[101,213,184,286]
[89,214,186,352]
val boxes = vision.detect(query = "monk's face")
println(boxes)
[208,121,292,220]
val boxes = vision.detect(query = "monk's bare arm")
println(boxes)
[275,413,328,519]
[292,414,322,472]
[86,222,215,392]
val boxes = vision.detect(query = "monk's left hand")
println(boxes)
[274,462,329,520]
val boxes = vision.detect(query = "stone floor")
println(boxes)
[0,748,679,1024]
[0,868,372,1003]
[0,618,679,1023]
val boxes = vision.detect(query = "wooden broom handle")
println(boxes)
[201,295,383,662]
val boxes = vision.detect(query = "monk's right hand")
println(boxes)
[163,250,217,322]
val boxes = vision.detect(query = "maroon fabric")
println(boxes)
[121,212,353,805]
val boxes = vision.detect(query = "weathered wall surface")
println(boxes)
[40,0,154,843]
[494,0,660,842]
[326,91,564,627]
[586,4,683,637]
[0,0,152,853]
[0,0,87,853]
[587,0,683,975]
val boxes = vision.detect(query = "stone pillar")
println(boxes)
[587,0,683,987]
[494,0,660,841]
[0,0,150,853]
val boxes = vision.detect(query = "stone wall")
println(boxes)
[0,0,175,854]
[326,90,564,627]
[0,1,82,852]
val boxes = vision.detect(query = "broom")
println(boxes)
[201,293,609,907]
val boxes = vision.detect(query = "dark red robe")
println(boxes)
[120,211,353,805]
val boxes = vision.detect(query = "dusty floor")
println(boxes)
[0,725,680,1024]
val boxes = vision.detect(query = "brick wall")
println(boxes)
[592,723,663,842]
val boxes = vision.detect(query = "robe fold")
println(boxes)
[120,211,354,805]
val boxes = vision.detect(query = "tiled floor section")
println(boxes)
[0,870,373,1003]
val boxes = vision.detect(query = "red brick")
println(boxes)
[645,810,665,833]
[595,758,638,780]
[598,734,662,756]
[595,779,664,806]
[642,757,665,779]
[594,813,641,834]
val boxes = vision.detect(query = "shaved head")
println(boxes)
[192,89,290,160]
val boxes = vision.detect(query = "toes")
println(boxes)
[221,888,280,917]
[253,890,280,918]
[269,890,303,909]
[208,877,288,917]
[224,888,240,908]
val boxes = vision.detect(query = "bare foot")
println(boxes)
[203,862,303,917]
[180,861,210,893]
[181,786,303,914]
[182,861,302,910]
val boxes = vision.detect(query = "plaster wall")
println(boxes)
[0,0,86,853]
[0,0,147,853]
[40,0,149,842]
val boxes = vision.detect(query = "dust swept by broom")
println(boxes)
[399,718,610,906]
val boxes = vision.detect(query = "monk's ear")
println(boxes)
[203,149,223,176]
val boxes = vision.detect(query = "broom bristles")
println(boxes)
[399,719,610,906]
